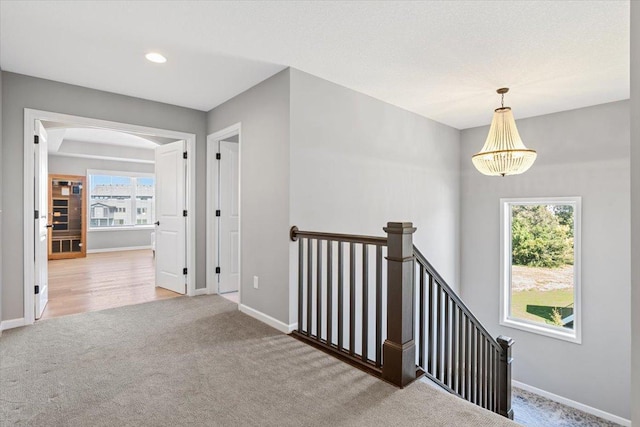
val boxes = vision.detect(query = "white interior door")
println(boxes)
[34,121,49,319]
[218,140,240,294]
[155,140,186,295]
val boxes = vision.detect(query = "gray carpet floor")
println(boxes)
[1,295,518,426]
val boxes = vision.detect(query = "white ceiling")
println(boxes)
[46,127,159,151]
[42,124,172,163]
[0,1,630,129]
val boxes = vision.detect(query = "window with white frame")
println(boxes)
[88,170,155,229]
[500,197,581,343]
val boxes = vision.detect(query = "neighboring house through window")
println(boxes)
[500,197,582,343]
[88,170,155,229]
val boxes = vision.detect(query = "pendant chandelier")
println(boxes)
[472,88,537,176]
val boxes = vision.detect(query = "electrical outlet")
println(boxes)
[253,276,259,289]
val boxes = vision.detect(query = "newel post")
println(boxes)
[497,335,515,419]
[382,222,417,387]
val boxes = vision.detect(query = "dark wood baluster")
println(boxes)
[495,346,500,412]
[327,240,333,345]
[338,242,344,351]
[457,309,464,395]
[428,275,434,375]
[375,245,383,368]
[469,324,476,403]
[307,238,313,337]
[486,339,490,409]
[317,239,322,341]
[489,343,494,411]
[327,241,333,346]
[481,337,486,408]
[436,283,442,381]
[298,238,303,334]
[478,335,483,407]
[362,244,369,363]
[349,242,356,356]
[464,317,470,400]
[444,294,450,387]
[451,304,458,393]
[483,337,488,408]
[476,328,481,405]
[418,265,425,369]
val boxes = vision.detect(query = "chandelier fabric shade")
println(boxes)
[472,89,537,176]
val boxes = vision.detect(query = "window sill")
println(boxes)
[88,226,155,232]
[500,317,581,344]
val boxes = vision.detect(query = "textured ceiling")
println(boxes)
[0,1,630,129]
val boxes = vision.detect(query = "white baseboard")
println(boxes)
[238,304,297,334]
[87,245,152,254]
[512,380,631,427]
[0,317,26,331]
[194,288,208,296]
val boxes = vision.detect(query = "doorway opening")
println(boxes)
[207,124,241,305]
[25,109,196,324]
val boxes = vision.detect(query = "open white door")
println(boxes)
[218,140,240,294]
[155,140,187,295]
[34,121,49,319]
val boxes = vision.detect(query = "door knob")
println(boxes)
[45,224,53,228]
[154,221,160,226]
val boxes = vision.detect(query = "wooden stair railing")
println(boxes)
[413,245,514,419]
[290,222,513,419]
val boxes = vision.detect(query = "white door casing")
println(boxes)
[155,140,187,295]
[34,121,49,319]
[24,109,196,327]
[218,140,240,294]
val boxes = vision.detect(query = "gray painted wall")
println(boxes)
[48,156,154,176]
[1,72,207,321]
[631,2,639,424]
[207,69,291,324]
[48,155,155,251]
[289,69,460,323]
[460,101,631,419]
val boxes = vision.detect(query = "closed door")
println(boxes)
[218,140,239,294]
[155,140,186,295]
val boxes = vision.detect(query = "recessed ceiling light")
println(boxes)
[145,52,167,64]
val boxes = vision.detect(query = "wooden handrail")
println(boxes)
[290,226,387,246]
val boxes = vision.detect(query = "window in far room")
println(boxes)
[88,171,155,229]
[500,197,581,343]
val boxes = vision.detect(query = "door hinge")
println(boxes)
[34,210,39,219]
[215,210,221,217]
[215,266,221,274]
[34,135,39,144]
[34,285,40,294]
[183,267,188,275]
[183,210,188,217]
[183,151,188,159]
[216,152,221,160]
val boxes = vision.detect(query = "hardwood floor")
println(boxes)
[42,249,180,319]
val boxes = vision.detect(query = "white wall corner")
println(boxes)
[512,380,631,427]
[239,304,297,334]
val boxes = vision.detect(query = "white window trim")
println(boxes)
[499,197,582,344]
[87,169,155,231]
